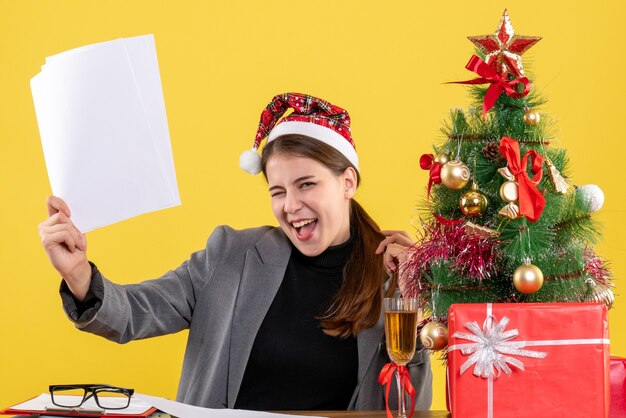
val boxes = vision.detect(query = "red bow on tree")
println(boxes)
[378,362,416,418]
[419,154,442,198]
[499,136,546,222]
[450,55,531,118]
[420,154,464,226]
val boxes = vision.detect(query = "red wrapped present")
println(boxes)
[610,355,626,418]
[448,303,610,418]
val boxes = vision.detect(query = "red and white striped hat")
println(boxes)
[240,93,359,174]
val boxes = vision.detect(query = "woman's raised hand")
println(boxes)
[38,196,91,301]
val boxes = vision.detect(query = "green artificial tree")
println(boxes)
[403,9,614,352]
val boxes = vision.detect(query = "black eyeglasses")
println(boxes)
[49,384,134,410]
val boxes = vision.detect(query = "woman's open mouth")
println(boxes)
[291,218,318,241]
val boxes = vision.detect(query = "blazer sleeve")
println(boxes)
[61,226,231,343]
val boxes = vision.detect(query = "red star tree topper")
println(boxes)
[468,9,541,76]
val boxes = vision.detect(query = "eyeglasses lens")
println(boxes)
[50,387,87,407]
[94,388,131,409]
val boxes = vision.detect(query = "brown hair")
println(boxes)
[261,134,395,338]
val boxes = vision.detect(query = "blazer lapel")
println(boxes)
[227,228,291,408]
[350,308,385,407]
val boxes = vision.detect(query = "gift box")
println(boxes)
[610,355,626,418]
[447,303,610,418]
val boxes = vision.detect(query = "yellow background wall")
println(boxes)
[1,0,624,410]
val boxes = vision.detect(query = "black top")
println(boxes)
[234,235,359,411]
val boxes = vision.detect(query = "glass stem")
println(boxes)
[396,368,407,418]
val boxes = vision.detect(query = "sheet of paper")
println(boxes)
[43,35,179,200]
[30,35,180,232]
[122,35,178,198]
[9,393,153,415]
[134,394,328,418]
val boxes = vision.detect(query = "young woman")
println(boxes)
[39,93,432,411]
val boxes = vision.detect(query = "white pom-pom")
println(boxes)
[577,184,605,213]
[239,147,262,175]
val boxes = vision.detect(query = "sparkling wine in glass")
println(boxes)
[384,297,418,418]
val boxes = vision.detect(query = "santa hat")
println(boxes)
[239,93,359,174]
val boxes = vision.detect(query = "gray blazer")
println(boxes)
[65,225,432,410]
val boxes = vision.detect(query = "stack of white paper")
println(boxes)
[31,34,180,232]
[8,393,153,415]
[7,393,327,418]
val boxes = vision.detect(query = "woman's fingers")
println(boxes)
[39,210,86,251]
[67,224,85,251]
[46,195,71,217]
[39,210,69,227]
[80,233,87,251]
[383,243,409,272]
[376,230,415,254]
[42,229,78,253]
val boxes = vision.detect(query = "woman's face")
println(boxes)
[265,152,357,257]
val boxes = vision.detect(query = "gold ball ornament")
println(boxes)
[460,189,489,217]
[420,321,449,351]
[499,181,519,203]
[513,263,544,294]
[523,109,541,126]
[433,153,450,165]
[440,160,470,190]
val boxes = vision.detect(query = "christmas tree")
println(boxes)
[403,9,614,352]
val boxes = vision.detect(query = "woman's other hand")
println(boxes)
[376,230,416,297]
[375,230,414,273]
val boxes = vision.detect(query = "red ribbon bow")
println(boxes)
[419,154,464,226]
[419,154,442,198]
[451,55,531,118]
[378,362,416,418]
[500,136,546,222]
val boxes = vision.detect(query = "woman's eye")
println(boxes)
[301,182,315,189]
[270,191,285,198]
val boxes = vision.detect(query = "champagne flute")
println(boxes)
[383,297,419,418]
